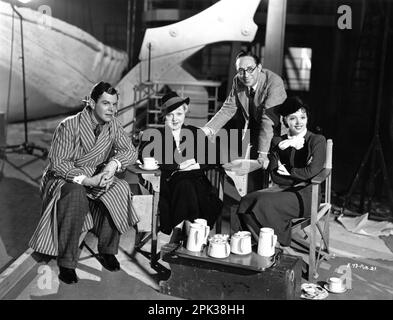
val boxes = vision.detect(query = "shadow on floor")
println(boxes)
[29,267,174,300]
[5,257,180,300]
[0,177,42,272]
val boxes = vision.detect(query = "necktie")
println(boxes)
[249,87,257,119]
[94,124,103,138]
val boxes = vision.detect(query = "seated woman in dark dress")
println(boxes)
[237,96,326,250]
[139,91,222,238]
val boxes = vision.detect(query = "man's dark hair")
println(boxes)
[235,50,261,65]
[90,81,118,103]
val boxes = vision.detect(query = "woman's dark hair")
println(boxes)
[279,96,310,117]
[235,50,261,65]
[90,81,118,103]
[280,96,310,128]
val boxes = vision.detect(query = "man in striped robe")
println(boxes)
[29,82,139,284]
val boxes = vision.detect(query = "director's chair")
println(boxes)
[224,139,334,281]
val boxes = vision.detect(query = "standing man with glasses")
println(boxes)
[201,51,287,189]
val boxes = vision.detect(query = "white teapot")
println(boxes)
[207,234,230,258]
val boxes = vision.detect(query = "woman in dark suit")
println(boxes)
[237,96,326,249]
[140,91,222,237]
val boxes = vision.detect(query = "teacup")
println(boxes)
[257,227,277,257]
[231,231,252,255]
[327,277,345,292]
[143,157,158,169]
[208,237,230,258]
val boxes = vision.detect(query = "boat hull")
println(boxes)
[0,1,128,122]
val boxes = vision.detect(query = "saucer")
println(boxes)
[139,164,159,171]
[301,283,329,300]
[323,283,347,294]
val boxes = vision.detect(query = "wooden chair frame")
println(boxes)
[291,139,333,280]
[126,165,161,269]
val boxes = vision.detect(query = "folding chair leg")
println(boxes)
[150,239,158,266]
[323,210,331,252]
[215,216,222,234]
[309,186,318,281]
[150,188,160,267]
[80,240,97,257]
[309,227,317,281]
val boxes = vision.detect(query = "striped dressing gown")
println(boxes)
[29,107,139,256]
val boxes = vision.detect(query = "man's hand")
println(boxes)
[200,126,216,143]
[200,126,213,137]
[100,171,115,191]
[83,172,106,188]
[82,161,119,190]
[100,160,119,190]
[102,160,118,179]
[257,154,270,170]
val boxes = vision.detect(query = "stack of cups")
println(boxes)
[185,219,210,252]
[257,227,277,257]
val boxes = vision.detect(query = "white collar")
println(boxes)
[171,128,181,147]
[278,129,307,150]
[172,128,181,137]
[249,82,258,93]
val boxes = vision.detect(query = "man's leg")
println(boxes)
[97,207,120,255]
[96,203,121,271]
[57,183,89,283]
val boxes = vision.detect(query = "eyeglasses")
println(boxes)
[237,65,258,76]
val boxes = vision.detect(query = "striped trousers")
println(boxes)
[57,183,119,269]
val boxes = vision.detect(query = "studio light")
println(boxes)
[6,0,48,157]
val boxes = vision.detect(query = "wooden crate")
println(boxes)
[159,244,302,300]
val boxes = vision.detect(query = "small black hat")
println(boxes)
[279,96,308,117]
[159,91,190,116]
